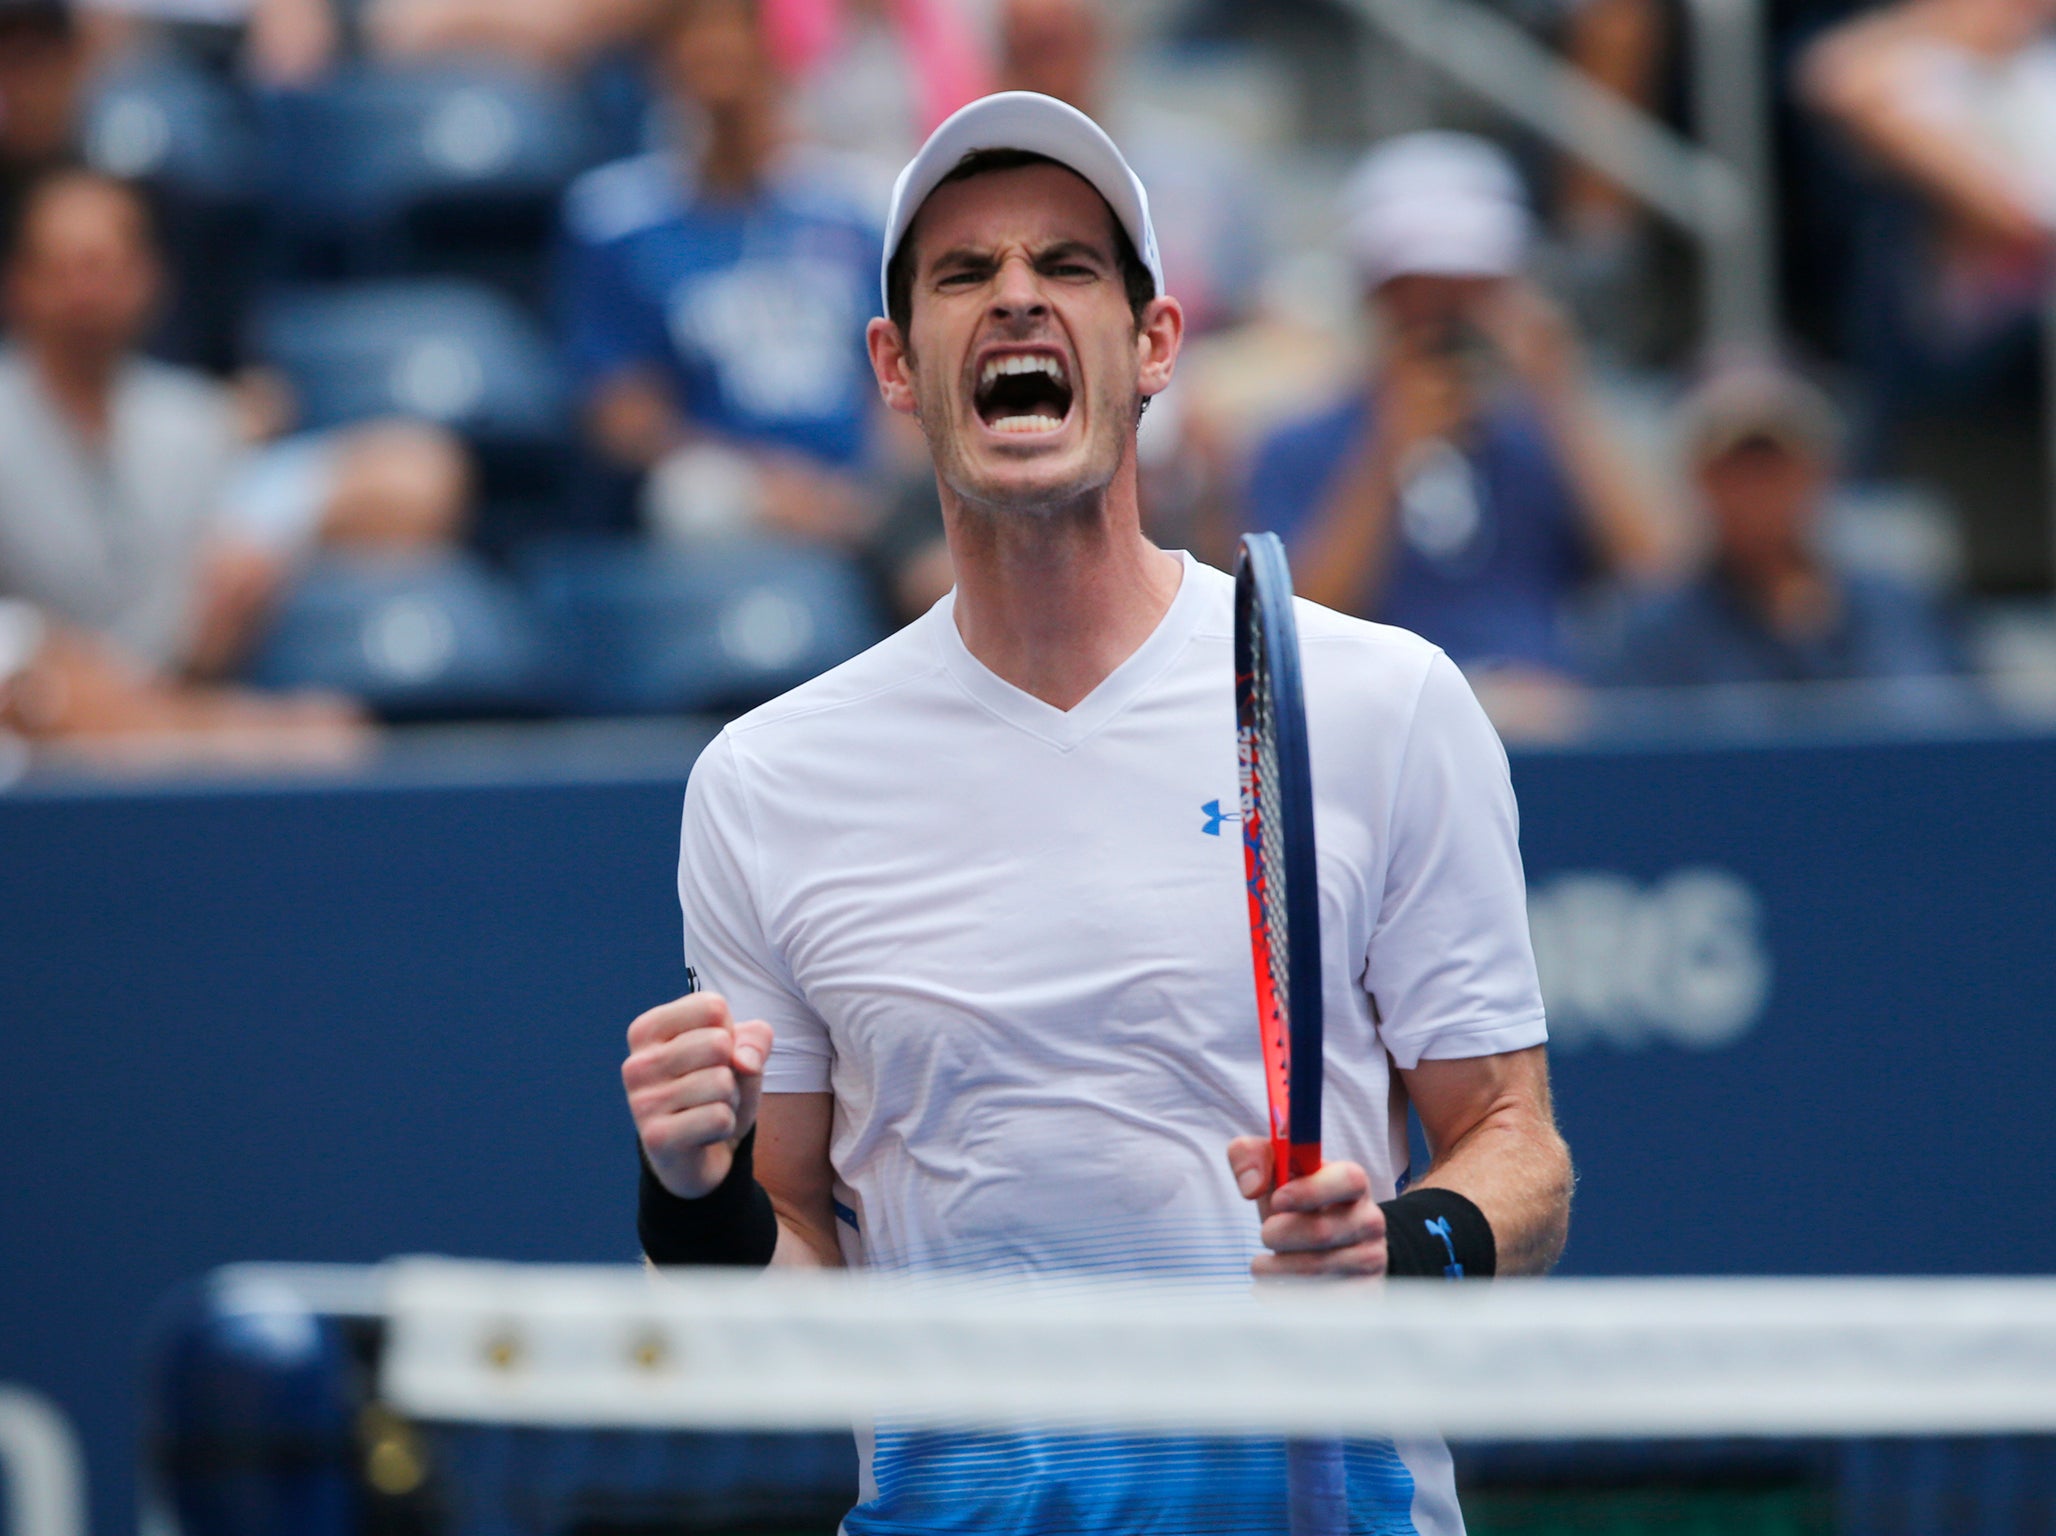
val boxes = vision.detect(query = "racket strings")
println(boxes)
[1249,616,1293,1058]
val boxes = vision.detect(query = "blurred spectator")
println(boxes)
[1604,366,1965,686]
[770,0,988,201]
[360,0,661,76]
[4,0,269,372]
[0,169,467,686]
[0,0,83,227]
[558,0,887,553]
[73,0,662,86]
[997,0,1264,336]
[1555,0,1684,358]
[0,595,367,760]
[1803,0,2056,286]
[72,0,336,87]
[1244,132,1669,679]
[1801,0,2056,590]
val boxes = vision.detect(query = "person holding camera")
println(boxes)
[1244,133,1670,688]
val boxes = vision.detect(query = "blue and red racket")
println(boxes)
[1234,531,1347,1536]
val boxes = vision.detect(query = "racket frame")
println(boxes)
[1233,532,1326,1190]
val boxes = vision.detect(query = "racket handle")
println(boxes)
[1284,1141,1323,1183]
[1268,1139,1323,1191]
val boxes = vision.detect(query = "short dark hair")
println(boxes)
[0,0,74,43]
[884,148,1157,341]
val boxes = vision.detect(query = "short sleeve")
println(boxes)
[1367,651,1549,1068]
[678,732,834,1091]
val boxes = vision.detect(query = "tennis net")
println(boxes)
[150,1260,2056,1536]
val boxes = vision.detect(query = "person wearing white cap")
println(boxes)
[1246,131,1668,683]
[1604,365,1964,696]
[623,93,1570,1536]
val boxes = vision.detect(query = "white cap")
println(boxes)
[1677,364,1844,466]
[880,90,1163,315]
[1343,131,1532,289]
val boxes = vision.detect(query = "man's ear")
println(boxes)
[1135,294,1185,404]
[867,317,919,418]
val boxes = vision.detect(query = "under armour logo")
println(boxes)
[1425,1215,1463,1279]
[1201,799,1242,837]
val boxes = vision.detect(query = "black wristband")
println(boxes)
[638,1128,779,1267]
[1378,1187,1496,1279]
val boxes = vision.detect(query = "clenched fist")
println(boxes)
[623,992,774,1199]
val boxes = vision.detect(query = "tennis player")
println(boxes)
[623,90,1572,1535]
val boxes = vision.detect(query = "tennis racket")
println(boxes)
[1234,532,1348,1536]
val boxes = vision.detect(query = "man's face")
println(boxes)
[0,21,83,164]
[874,163,1176,516]
[1372,272,1501,343]
[1000,0,1101,109]
[5,179,161,360]
[1697,437,1829,571]
[662,0,771,116]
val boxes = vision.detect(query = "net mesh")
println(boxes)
[153,1262,2056,1536]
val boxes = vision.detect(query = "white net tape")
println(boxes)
[366,1261,2056,1441]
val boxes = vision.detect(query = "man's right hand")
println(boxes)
[623,992,774,1199]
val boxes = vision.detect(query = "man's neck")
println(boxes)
[944,469,1185,712]
[697,101,780,199]
[27,340,120,443]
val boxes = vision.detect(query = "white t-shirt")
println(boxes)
[679,552,1546,1535]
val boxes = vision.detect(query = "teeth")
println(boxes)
[979,354,1068,390]
[990,415,1064,434]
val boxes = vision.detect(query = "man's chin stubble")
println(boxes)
[917,385,1138,523]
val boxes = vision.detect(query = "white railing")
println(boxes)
[1340,0,1778,354]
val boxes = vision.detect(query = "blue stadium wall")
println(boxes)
[3,726,2054,1535]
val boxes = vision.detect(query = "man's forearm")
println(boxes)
[1413,1105,1572,1276]
[1533,386,1671,583]
[1294,432,1403,614]
[769,1205,844,1267]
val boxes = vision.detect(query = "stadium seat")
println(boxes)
[247,553,562,720]
[249,277,573,545]
[251,278,567,438]
[150,1279,354,1536]
[521,538,886,716]
[82,59,264,203]
[262,62,597,278]
[83,60,267,372]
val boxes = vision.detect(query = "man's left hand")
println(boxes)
[1226,1137,1388,1279]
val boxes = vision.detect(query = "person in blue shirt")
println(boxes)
[558,0,890,548]
[1606,366,1966,691]
[1244,133,1668,678]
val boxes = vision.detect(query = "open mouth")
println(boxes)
[974,353,1074,435]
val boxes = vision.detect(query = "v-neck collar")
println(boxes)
[931,550,1208,751]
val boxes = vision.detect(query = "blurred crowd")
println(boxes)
[0,0,2047,768]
